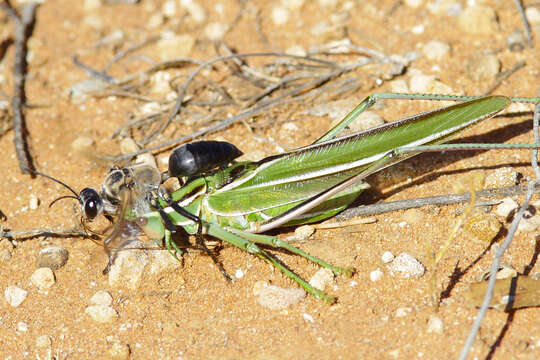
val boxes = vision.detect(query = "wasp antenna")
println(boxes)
[31,170,80,198]
[49,195,80,208]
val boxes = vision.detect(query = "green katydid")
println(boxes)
[123,93,540,303]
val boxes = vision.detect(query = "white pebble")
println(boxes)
[427,316,444,334]
[72,136,95,152]
[404,0,423,8]
[30,268,55,291]
[253,281,305,310]
[466,53,500,81]
[37,245,69,270]
[302,313,315,323]
[390,253,425,278]
[271,6,290,25]
[35,335,52,348]
[411,24,425,34]
[389,79,409,93]
[235,269,245,279]
[458,6,499,34]
[157,33,195,60]
[85,305,118,323]
[83,0,101,11]
[90,290,113,306]
[309,268,334,290]
[162,0,176,17]
[5,285,28,307]
[180,0,207,24]
[422,41,450,61]
[17,321,28,332]
[108,342,130,360]
[349,111,385,132]
[526,7,540,25]
[485,167,519,188]
[148,12,164,29]
[204,22,229,41]
[295,225,315,240]
[495,198,518,218]
[285,45,307,57]
[370,269,383,282]
[108,246,149,290]
[29,194,39,210]
[517,215,540,233]
[395,306,412,317]
[281,0,305,11]
[381,251,395,263]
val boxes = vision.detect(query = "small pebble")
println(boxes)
[179,0,207,24]
[281,0,305,11]
[146,248,183,276]
[395,307,412,317]
[90,290,113,306]
[370,269,383,282]
[349,111,385,132]
[458,6,499,34]
[381,251,395,263]
[108,342,130,360]
[495,198,518,218]
[466,53,500,81]
[402,208,425,226]
[157,33,195,60]
[404,0,423,8]
[517,214,540,233]
[31,267,55,291]
[149,71,172,95]
[389,79,409,93]
[507,30,526,52]
[235,269,245,279]
[72,136,95,152]
[303,313,315,323]
[409,74,453,94]
[295,225,315,240]
[285,45,307,57]
[389,253,425,278]
[17,321,28,332]
[29,194,39,210]
[108,246,148,290]
[37,245,69,270]
[5,285,28,307]
[204,22,228,41]
[148,12,164,29]
[477,262,515,282]
[422,41,450,61]
[427,316,444,334]
[85,305,118,323]
[411,24,425,34]
[309,268,334,291]
[83,0,101,11]
[485,168,519,188]
[36,335,52,348]
[253,281,306,310]
[464,212,501,242]
[162,0,176,17]
[526,7,540,25]
[0,240,13,262]
[317,0,337,7]
[119,137,139,155]
[271,6,290,25]
[427,0,461,15]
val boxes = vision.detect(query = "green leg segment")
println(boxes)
[206,222,337,303]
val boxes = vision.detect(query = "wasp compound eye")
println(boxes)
[79,188,103,220]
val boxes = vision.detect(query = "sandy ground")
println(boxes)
[1,0,540,359]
